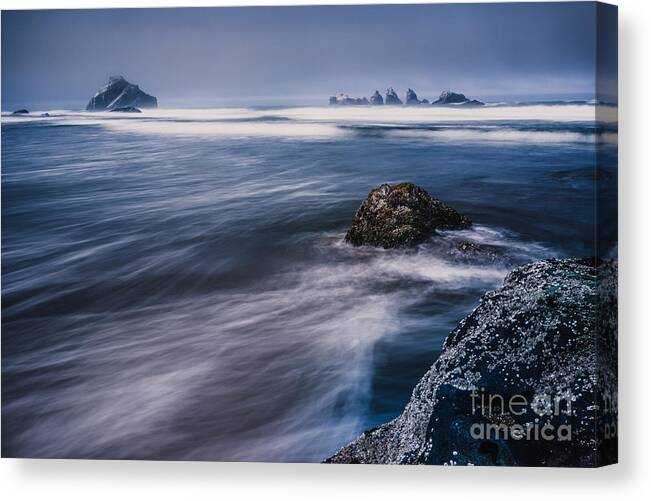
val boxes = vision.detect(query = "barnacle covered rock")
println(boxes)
[327,258,618,467]
[345,183,471,248]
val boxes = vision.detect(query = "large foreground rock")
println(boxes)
[345,183,471,248]
[327,258,618,467]
[86,76,157,111]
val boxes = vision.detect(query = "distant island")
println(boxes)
[329,88,483,107]
[86,75,158,111]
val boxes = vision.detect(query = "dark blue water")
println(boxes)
[1,106,617,460]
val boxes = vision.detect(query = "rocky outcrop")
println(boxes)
[86,76,157,111]
[433,90,484,106]
[370,90,384,105]
[385,87,403,105]
[327,258,618,467]
[326,88,486,107]
[326,88,484,106]
[345,183,471,248]
[11,109,29,115]
[405,88,428,106]
[329,93,369,106]
[110,106,142,113]
[452,241,505,265]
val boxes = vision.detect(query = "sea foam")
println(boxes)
[1,104,617,144]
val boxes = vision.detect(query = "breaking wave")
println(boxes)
[1,104,617,145]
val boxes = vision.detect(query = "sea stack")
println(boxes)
[432,90,484,106]
[345,183,471,248]
[405,88,428,105]
[370,90,384,105]
[329,93,370,105]
[385,87,403,105]
[86,76,158,111]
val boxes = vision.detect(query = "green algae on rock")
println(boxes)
[345,183,471,248]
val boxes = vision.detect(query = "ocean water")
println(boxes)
[1,104,617,461]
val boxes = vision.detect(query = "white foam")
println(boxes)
[100,119,344,139]
[1,105,617,144]
[258,104,607,123]
[2,103,614,124]
[125,104,607,123]
[393,128,615,144]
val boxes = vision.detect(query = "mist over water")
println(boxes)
[2,104,617,460]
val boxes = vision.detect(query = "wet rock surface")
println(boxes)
[327,258,618,466]
[345,183,471,248]
[452,241,506,265]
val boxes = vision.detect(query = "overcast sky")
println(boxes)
[1,3,616,108]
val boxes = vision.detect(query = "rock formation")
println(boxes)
[86,76,157,111]
[370,90,384,105]
[385,87,403,105]
[326,88,486,107]
[110,106,142,113]
[329,94,369,106]
[405,88,428,106]
[327,258,618,467]
[432,90,484,106]
[453,241,505,265]
[11,109,29,115]
[345,183,471,248]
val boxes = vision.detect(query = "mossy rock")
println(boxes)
[345,183,471,248]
